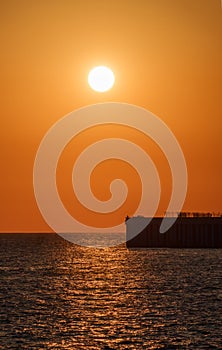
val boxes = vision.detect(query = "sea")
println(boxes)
[0,233,221,349]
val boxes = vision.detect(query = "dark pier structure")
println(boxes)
[126,213,222,248]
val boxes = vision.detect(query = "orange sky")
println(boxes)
[1,0,221,232]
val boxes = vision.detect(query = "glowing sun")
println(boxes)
[88,66,115,92]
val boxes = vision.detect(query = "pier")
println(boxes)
[126,214,222,248]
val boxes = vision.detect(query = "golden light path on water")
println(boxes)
[0,234,222,349]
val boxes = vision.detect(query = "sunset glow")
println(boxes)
[1,0,221,232]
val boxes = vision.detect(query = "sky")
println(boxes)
[1,0,222,232]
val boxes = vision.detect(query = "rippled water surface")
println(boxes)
[0,234,222,349]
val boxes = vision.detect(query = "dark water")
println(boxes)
[0,234,222,349]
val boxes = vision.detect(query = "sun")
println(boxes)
[88,66,115,92]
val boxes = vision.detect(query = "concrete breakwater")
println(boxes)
[126,216,222,248]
